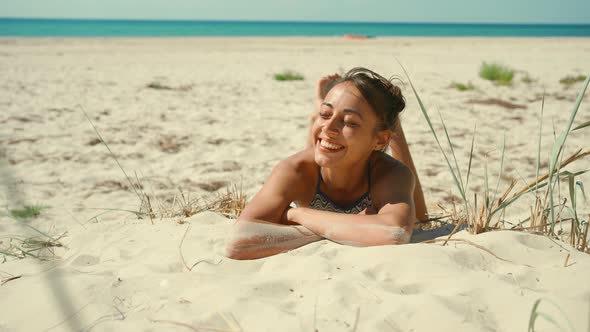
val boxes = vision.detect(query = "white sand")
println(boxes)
[1,37,589,331]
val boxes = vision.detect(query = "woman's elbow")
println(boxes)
[224,242,247,260]
[224,230,268,260]
[224,223,249,260]
[379,226,412,246]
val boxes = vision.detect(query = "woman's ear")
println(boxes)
[374,129,392,151]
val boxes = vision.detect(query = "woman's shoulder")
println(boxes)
[265,148,317,202]
[371,151,409,173]
[272,148,317,183]
[370,151,414,188]
[370,151,415,208]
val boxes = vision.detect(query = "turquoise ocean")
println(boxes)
[1,18,589,37]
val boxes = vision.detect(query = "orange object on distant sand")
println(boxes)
[343,34,368,40]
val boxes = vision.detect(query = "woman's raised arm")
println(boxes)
[390,120,428,221]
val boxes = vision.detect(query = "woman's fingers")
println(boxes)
[317,74,341,99]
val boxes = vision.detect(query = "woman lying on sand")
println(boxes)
[225,67,427,260]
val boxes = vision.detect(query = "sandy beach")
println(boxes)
[1,37,589,331]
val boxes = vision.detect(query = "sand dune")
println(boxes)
[1,37,589,331]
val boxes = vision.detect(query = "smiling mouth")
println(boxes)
[317,138,345,152]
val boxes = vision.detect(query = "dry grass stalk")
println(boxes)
[527,195,549,234]
[580,219,589,253]
[140,189,206,220]
[137,183,247,222]
[564,253,571,267]
[178,225,223,272]
[570,214,589,253]
[0,275,22,286]
[205,184,247,219]
[511,149,590,198]
[401,63,589,253]
[435,147,588,246]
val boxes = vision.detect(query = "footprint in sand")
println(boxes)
[71,254,100,267]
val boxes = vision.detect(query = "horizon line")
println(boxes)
[1,17,589,26]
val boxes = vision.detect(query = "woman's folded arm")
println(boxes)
[224,219,323,260]
[286,164,416,247]
[286,205,413,247]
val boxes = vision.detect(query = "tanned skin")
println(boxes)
[225,76,424,260]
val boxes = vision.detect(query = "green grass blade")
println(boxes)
[397,61,467,204]
[558,169,589,178]
[491,133,506,209]
[465,124,476,190]
[396,59,471,236]
[491,182,549,218]
[576,180,586,201]
[567,173,577,222]
[484,159,490,208]
[548,73,590,181]
[534,313,569,332]
[8,216,58,242]
[0,249,21,258]
[572,120,590,131]
[535,94,545,193]
[528,298,576,332]
[528,299,542,332]
[561,206,577,219]
[528,298,577,332]
[547,73,590,230]
[439,111,465,193]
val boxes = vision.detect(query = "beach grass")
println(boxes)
[559,74,587,86]
[139,184,246,221]
[450,81,475,91]
[10,204,47,219]
[274,70,304,81]
[400,59,590,252]
[4,203,67,261]
[205,184,247,219]
[0,235,65,261]
[82,104,248,223]
[479,62,514,86]
[528,298,576,332]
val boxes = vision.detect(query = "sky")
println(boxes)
[1,0,589,24]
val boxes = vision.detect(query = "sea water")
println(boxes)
[1,18,589,37]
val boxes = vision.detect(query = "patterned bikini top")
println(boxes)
[308,162,373,214]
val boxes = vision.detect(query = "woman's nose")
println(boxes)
[323,117,341,135]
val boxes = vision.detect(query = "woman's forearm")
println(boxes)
[290,208,412,247]
[225,220,323,260]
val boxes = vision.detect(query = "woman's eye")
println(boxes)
[319,112,331,119]
[344,121,358,127]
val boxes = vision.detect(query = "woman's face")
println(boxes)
[312,82,390,168]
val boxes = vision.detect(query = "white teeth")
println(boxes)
[320,139,343,150]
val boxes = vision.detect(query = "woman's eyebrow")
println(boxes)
[321,102,363,120]
[343,109,363,120]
